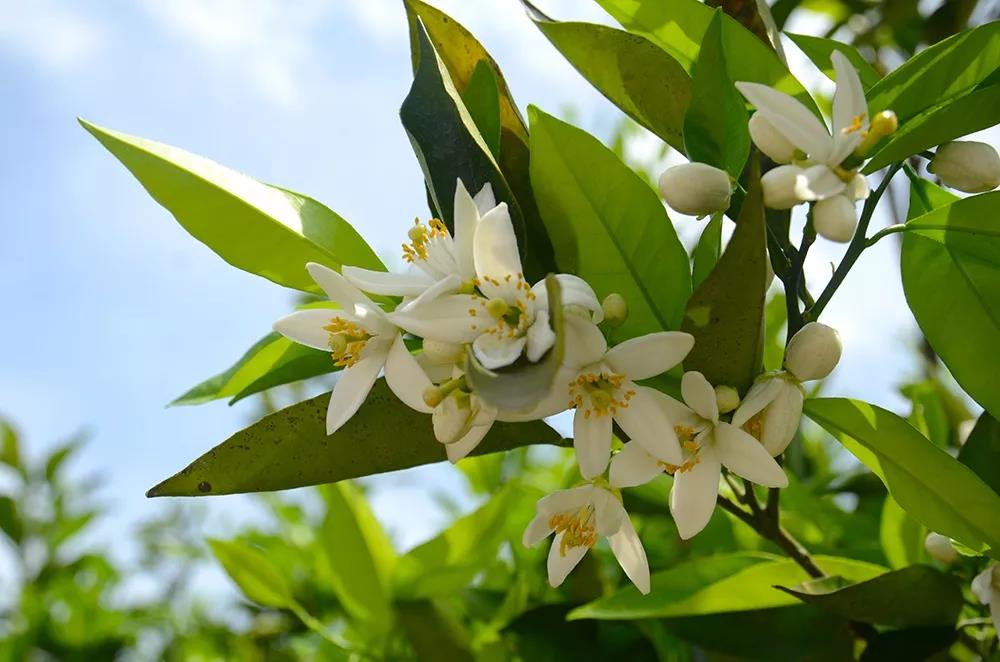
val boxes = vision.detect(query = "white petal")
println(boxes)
[714,423,789,487]
[384,335,432,414]
[654,391,705,432]
[473,182,497,214]
[574,409,614,479]
[760,384,804,456]
[762,164,807,210]
[592,487,627,536]
[445,422,493,463]
[547,533,590,588]
[433,396,472,444]
[342,266,435,297]
[990,595,1000,635]
[398,274,463,312]
[794,164,846,201]
[609,442,664,488]
[306,263,374,313]
[731,377,784,428]
[670,446,722,540]
[682,371,719,423]
[452,179,480,280]
[273,309,341,351]
[536,484,595,517]
[831,51,869,139]
[563,314,608,369]
[325,341,389,434]
[735,82,832,163]
[473,202,522,300]
[522,512,554,547]
[605,332,694,381]
[539,274,603,322]
[472,332,527,370]
[608,515,651,594]
[526,310,556,362]
[388,294,481,344]
[846,173,870,201]
[615,385,683,465]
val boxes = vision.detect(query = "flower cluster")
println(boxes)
[270,178,844,594]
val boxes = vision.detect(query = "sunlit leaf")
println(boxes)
[692,214,723,288]
[786,33,880,89]
[879,495,927,570]
[461,60,502,159]
[208,538,294,608]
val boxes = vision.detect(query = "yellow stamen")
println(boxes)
[549,506,597,556]
[323,318,372,368]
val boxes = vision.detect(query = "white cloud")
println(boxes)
[0,1,104,71]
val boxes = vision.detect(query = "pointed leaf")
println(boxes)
[692,214,723,288]
[787,34,880,89]
[461,60,502,159]
[208,538,294,608]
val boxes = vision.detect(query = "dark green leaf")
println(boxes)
[777,565,963,627]
[208,538,294,608]
[395,600,473,662]
[0,496,22,544]
[804,397,1000,556]
[80,120,383,294]
[0,419,22,473]
[147,380,566,497]
[959,412,1000,496]
[523,3,691,151]
[692,214,723,288]
[682,11,750,177]
[681,160,767,393]
[859,627,957,662]
[786,34,881,89]
[528,106,691,340]
[460,60,502,160]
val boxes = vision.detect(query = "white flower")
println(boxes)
[929,141,1000,193]
[610,371,788,540]
[658,163,733,217]
[812,195,858,243]
[273,263,416,435]
[785,322,842,382]
[972,562,1000,633]
[924,533,958,564]
[566,324,694,479]
[342,179,496,297]
[737,52,871,207]
[523,483,650,594]
[749,112,799,164]
[389,204,601,370]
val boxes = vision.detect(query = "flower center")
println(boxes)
[844,112,867,135]
[402,218,449,263]
[742,414,763,441]
[659,426,701,474]
[568,371,635,418]
[549,505,597,555]
[323,317,372,368]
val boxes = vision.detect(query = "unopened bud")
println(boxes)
[422,339,464,365]
[924,532,958,564]
[854,110,898,158]
[658,163,732,217]
[601,293,628,327]
[785,322,842,382]
[761,165,804,210]
[715,385,740,414]
[928,141,1000,193]
[812,195,857,243]
[749,113,798,164]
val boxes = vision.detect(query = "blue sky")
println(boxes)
[0,0,986,588]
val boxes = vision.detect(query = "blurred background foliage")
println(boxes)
[2,0,1000,660]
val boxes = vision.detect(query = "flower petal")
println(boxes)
[609,442,664,488]
[388,294,481,344]
[453,179,480,280]
[273,309,340,351]
[831,51,869,139]
[473,182,497,214]
[615,385,683,465]
[398,274,463,311]
[730,377,784,428]
[735,82,832,163]
[605,332,694,381]
[794,164,846,201]
[670,445,722,540]
[522,512,554,547]
[445,421,493,463]
[547,533,590,588]
[384,335,432,413]
[654,391,704,431]
[473,332,527,370]
[532,274,603,322]
[682,371,718,423]
[473,202,522,300]
[593,486,627,536]
[574,409,614,479]
[526,310,556,362]
[306,262,374,313]
[846,172,870,201]
[608,515,651,594]
[536,485,595,517]
[760,384,804,456]
[563,314,607,369]
[325,340,389,434]
[714,422,789,487]
[342,266,435,297]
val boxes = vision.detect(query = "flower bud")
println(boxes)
[422,339,464,365]
[658,163,732,217]
[924,532,958,564]
[601,293,628,327]
[715,385,740,414]
[929,141,1000,193]
[785,322,842,382]
[761,165,804,210]
[813,195,857,243]
[749,113,798,164]
[854,110,898,158]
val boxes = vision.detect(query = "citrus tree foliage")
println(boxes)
[69,0,1000,658]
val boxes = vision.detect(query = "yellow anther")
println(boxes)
[323,317,372,368]
[844,112,867,135]
[549,506,598,555]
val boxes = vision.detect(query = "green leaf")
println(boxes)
[959,412,1000,496]
[171,332,335,406]
[786,34,881,89]
[681,160,767,393]
[859,627,957,662]
[527,106,691,340]
[880,495,928,570]
[394,483,533,600]
[907,175,959,218]
[866,21,1000,123]
[692,214,723,288]
[208,538,294,608]
[523,3,691,151]
[0,418,22,473]
[395,600,473,662]
[0,496,22,544]
[460,60,502,160]
[804,397,1000,556]
[465,275,566,411]
[569,552,885,620]
[594,0,819,114]
[901,192,1000,417]
[79,120,383,293]
[682,11,750,177]
[317,482,395,629]
[146,380,566,497]
[777,565,962,627]
[864,84,1000,173]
